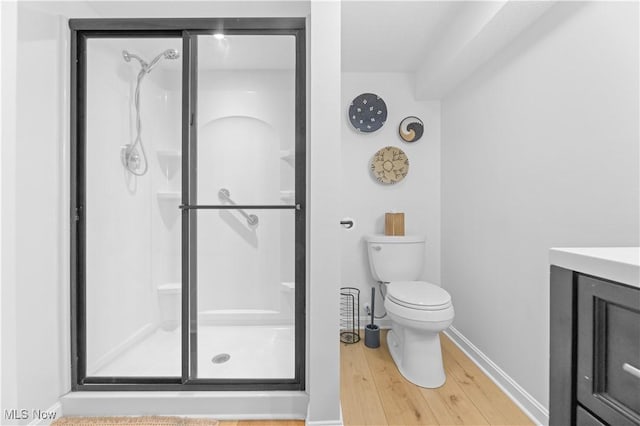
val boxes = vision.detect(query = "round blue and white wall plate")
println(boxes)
[348,93,387,133]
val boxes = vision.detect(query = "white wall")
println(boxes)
[340,72,440,324]
[441,1,639,413]
[1,0,19,417]
[0,4,70,424]
[306,1,342,424]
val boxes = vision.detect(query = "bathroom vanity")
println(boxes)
[549,247,640,426]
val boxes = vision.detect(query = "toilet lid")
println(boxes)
[387,281,452,310]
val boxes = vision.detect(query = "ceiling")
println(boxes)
[341,0,558,98]
[24,1,460,73]
[21,0,557,96]
[22,1,311,20]
[341,1,463,72]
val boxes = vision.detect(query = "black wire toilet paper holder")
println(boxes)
[340,287,360,343]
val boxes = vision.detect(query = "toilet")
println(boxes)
[366,235,454,388]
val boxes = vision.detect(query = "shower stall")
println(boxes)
[70,19,305,390]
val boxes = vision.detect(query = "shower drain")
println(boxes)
[211,353,231,364]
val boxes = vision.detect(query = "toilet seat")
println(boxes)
[387,281,452,311]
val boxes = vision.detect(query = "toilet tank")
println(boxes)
[366,235,425,282]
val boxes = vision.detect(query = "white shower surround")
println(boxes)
[196,65,296,315]
[81,32,298,377]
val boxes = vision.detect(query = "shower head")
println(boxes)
[145,48,180,73]
[121,47,179,176]
[123,48,178,73]
[122,50,148,69]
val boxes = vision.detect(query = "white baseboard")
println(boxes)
[27,402,61,426]
[87,322,156,375]
[305,402,343,426]
[444,326,549,426]
[373,318,392,329]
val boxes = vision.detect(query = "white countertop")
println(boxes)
[550,247,640,288]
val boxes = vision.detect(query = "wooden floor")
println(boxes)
[221,330,532,426]
[340,330,533,426]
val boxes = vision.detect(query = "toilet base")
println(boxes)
[386,327,446,388]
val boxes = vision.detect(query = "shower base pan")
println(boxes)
[90,325,295,379]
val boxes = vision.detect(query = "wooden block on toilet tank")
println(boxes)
[384,213,394,235]
[384,213,405,236]
[394,213,405,236]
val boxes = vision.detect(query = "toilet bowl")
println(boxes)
[384,281,454,388]
[366,235,455,388]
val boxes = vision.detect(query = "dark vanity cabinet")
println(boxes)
[550,266,640,426]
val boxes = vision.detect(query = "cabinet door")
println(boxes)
[576,405,606,426]
[577,274,640,426]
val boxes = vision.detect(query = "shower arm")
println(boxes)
[218,188,259,227]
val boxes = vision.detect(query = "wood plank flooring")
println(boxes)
[168,330,533,426]
[340,330,533,426]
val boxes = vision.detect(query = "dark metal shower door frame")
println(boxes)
[70,18,306,391]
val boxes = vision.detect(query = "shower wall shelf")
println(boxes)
[280,150,294,162]
[157,149,181,157]
[157,149,181,159]
[157,282,181,292]
[156,150,181,178]
[280,190,294,202]
[157,191,181,200]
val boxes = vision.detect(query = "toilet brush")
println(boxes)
[364,287,380,348]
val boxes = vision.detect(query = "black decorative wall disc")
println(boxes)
[399,116,424,142]
[348,93,387,133]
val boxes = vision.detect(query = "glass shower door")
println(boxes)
[183,33,304,382]
[71,18,305,391]
[83,36,183,379]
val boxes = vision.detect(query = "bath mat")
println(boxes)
[51,416,218,426]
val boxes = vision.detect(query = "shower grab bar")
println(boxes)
[218,188,259,227]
